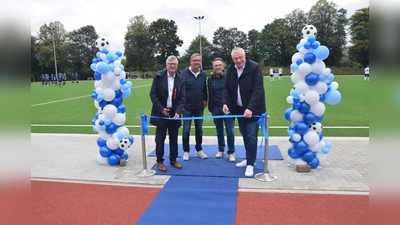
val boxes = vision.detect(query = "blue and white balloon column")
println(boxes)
[285,25,341,169]
[90,37,134,166]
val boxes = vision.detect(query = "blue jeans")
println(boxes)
[236,106,259,166]
[212,105,235,154]
[182,109,204,152]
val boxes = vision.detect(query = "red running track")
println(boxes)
[31,180,368,225]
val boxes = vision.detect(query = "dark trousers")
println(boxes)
[155,120,179,163]
[236,106,259,166]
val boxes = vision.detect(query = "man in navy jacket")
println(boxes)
[222,47,266,177]
[150,55,186,172]
[180,53,208,161]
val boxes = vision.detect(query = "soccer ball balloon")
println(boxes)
[309,122,323,133]
[95,37,110,51]
[119,138,131,150]
[302,25,317,39]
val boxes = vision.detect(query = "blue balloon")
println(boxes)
[304,42,311,49]
[316,115,324,122]
[319,94,325,102]
[114,148,124,155]
[284,108,292,121]
[106,53,114,62]
[91,93,97,99]
[117,104,126,113]
[309,157,320,169]
[120,79,127,85]
[294,122,309,135]
[120,151,129,159]
[97,62,109,74]
[92,126,97,132]
[100,146,112,157]
[94,72,102,80]
[319,132,324,141]
[290,90,300,97]
[117,133,124,139]
[96,94,104,102]
[292,102,300,110]
[116,51,122,57]
[115,90,122,98]
[304,53,316,64]
[91,119,96,126]
[288,129,295,137]
[289,137,294,143]
[102,48,109,54]
[326,74,334,82]
[290,63,298,71]
[107,154,121,166]
[325,90,341,105]
[293,96,300,103]
[96,52,101,58]
[303,112,316,124]
[322,147,330,154]
[296,43,302,51]
[108,63,115,71]
[121,89,131,98]
[97,137,107,147]
[90,63,97,71]
[301,150,315,163]
[311,41,320,49]
[128,135,134,144]
[103,118,112,126]
[99,120,104,126]
[298,102,310,113]
[315,46,330,60]
[305,72,319,86]
[110,97,122,107]
[288,146,301,159]
[296,59,303,65]
[119,65,124,70]
[325,141,332,148]
[294,140,308,154]
[318,74,326,82]
[307,35,316,43]
[98,100,107,108]
[105,123,117,134]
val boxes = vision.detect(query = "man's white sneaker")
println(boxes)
[228,154,236,162]
[236,159,247,167]
[195,150,208,159]
[215,152,225,158]
[183,152,189,161]
[245,165,254,177]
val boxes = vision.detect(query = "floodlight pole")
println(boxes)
[194,16,204,69]
[50,28,58,76]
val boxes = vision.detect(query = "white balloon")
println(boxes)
[322,68,331,75]
[286,96,294,104]
[294,158,307,166]
[112,113,126,126]
[309,143,319,152]
[99,131,111,140]
[108,46,117,55]
[102,71,116,84]
[100,53,107,60]
[297,63,312,76]
[98,114,106,121]
[300,38,307,44]
[311,60,326,74]
[299,47,308,55]
[103,105,117,118]
[304,90,320,106]
[114,60,121,67]
[106,137,119,150]
[116,126,130,137]
[94,99,100,109]
[309,102,326,116]
[97,154,109,165]
[291,71,303,84]
[291,52,303,63]
[316,152,328,161]
[330,81,339,90]
[294,81,310,94]
[120,71,126,79]
[290,110,304,123]
[303,131,320,146]
[318,140,326,149]
[110,80,121,91]
[103,88,116,101]
[310,81,328,95]
[299,94,305,102]
[95,87,104,95]
[114,68,122,75]
[292,133,301,142]
[94,80,106,89]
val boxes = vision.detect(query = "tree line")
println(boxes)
[31,0,369,80]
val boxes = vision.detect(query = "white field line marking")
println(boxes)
[31,84,151,107]
[31,124,369,129]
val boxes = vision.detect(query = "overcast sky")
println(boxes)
[31,0,368,57]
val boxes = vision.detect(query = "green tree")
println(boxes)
[348,7,369,67]
[31,35,41,80]
[307,0,348,67]
[212,27,248,65]
[180,35,213,70]
[247,29,262,63]
[259,18,296,67]
[285,8,308,41]
[65,25,99,78]
[149,18,183,66]
[35,21,68,75]
[124,15,155,71]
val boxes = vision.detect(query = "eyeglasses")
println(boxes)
[167,63,177,66]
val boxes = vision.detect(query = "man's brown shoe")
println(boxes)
[158,162,166,172]
[170,161,182,169]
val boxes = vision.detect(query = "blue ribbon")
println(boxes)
[147,112,270,147]
[257,113,269,148]
[140,113,148,138]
